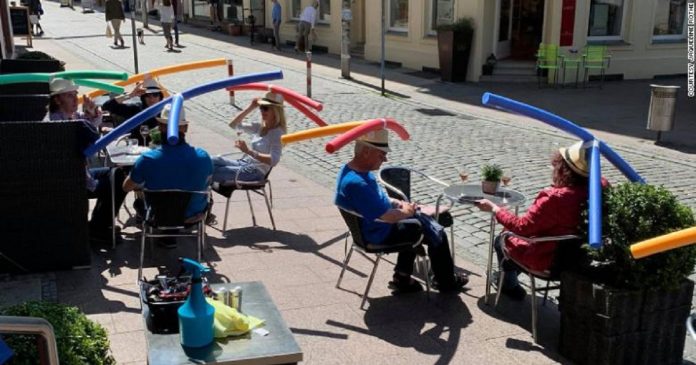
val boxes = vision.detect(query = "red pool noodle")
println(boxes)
[325,118,409,154]
[228,83,323,111]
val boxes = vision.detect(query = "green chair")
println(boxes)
[582,45,611,89]
[536,43,561,88]
[560,49,582,88]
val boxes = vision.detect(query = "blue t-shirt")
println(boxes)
[130,142,213,218]
[334,165,392,244]
[272,2,281,22]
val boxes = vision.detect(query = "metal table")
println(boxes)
[105,142,148,247]
[438,184,525,303]
[143,281,303,365]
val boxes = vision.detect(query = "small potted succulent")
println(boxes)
[480,163,503,194]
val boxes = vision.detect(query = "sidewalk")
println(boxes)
[6,1,696,364]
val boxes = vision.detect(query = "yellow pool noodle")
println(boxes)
[630,227,696,259]
[281,121,366,145]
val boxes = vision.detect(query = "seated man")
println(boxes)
[44,78,127,243]
[123,104,213,248]
[335,129,468,293]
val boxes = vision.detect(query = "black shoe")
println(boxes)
[501,284,527,301]
[435,272,469,293]
[388,274,423,294]
[157,237,177,249]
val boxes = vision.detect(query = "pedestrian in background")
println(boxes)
[171,0,182,47]
[27,0,44,36]
[105,0,125,47]
[271,0,281,51]
[159,0,175,51]
[295,0,318,52]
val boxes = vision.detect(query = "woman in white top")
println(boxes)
[212,92,287,183]
[159,0,175,51]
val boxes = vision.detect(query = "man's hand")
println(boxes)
[83,95,98,116]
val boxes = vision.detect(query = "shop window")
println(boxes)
[388,0,409,32]
[426,0,454,35]
[587,0,627,40]
[318,0,330,24]
[191,0,210,19]
[291,0,302,19]
[653,0,687,40]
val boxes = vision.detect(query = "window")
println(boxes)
[426,0,454,35]
[388,0,409,32]
[291,0,301,19]
[653,0,687,40]
[318,0,330,23]
[587,0,627,40]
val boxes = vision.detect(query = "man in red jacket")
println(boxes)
[476,141,608,300]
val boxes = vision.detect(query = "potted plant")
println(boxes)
[1,301,116,364]
[436,18,474,82]
[560,183,696,365]
[482,53,497,75]
[228,20,242,36]
[480,163,503,194]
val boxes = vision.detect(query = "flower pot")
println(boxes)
[437,28,473,82]
[559,271,693,365]
[481,180,499,195]
[228,24,242,36]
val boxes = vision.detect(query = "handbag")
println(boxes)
[106,24,113,38]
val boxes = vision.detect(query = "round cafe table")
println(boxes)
[436,183,526,304]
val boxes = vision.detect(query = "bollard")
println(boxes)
[646,84,680,142]
[227,59,235,105]
[306,51,312,98]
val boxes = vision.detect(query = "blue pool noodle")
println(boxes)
[588,141,603,248]
[84,70,284,156]
[167,94,184,145]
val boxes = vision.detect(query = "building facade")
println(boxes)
[190,0,689,82]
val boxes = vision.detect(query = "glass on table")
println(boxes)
[139,125,150,146]
[501,176,512,186]
[457,167,469,183]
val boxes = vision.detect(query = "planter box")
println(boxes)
[0,59,62,95]
[559,271,693,365]
[437,28,473,82]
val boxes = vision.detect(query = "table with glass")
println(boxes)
[437,184,526,303]
[143,281,303,365]
[104,140,149,247]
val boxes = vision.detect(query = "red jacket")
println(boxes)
[495,185,588,272]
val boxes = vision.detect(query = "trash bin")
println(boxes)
[647,84,679,141]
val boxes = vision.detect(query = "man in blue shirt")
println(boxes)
[271,0,281,51]
[123,104,213,248]
[335,129,468,294]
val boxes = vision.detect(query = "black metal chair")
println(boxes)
[212,167,275,233]
[139,189,209,280]
[336,207,431,310]
[494,231,582,342]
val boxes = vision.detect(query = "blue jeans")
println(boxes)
[494,235,521,288]
[211,156,264,183]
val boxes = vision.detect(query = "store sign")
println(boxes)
[560,0,576,46]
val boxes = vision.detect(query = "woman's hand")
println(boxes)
[234,139,250,154]
[129,83,146,98]
[250,98,260,108]
[475,199,500,213]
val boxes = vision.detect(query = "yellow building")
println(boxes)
[219,1,688,82]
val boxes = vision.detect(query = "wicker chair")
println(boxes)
[0,121,91,273]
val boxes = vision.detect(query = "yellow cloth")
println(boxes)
[206,298,265,338]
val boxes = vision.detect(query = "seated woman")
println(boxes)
[475,141,607,301]
[44,78,126,242]
[212,92,286,184]
[101,78,164,145]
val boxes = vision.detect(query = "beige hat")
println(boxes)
[257,92,284,107]
[49,78,79,96]
[142,78,163,94]
[156,103,189,125]
[559,141,589,177]
[357,129,390,153]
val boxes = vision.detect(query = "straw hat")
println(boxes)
[357,129,390,153]
[142,78,163,94]
[49,78,79,96]
[257,92,284,107]
[156,103,189,125]
[559,141,589,177]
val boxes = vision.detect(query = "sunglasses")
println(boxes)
[259,105,270,112]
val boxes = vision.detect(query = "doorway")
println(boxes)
[510,0,544,59]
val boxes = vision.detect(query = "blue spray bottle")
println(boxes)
[178,258,215,348]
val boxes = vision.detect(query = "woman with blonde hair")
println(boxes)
[211,92,287,183]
